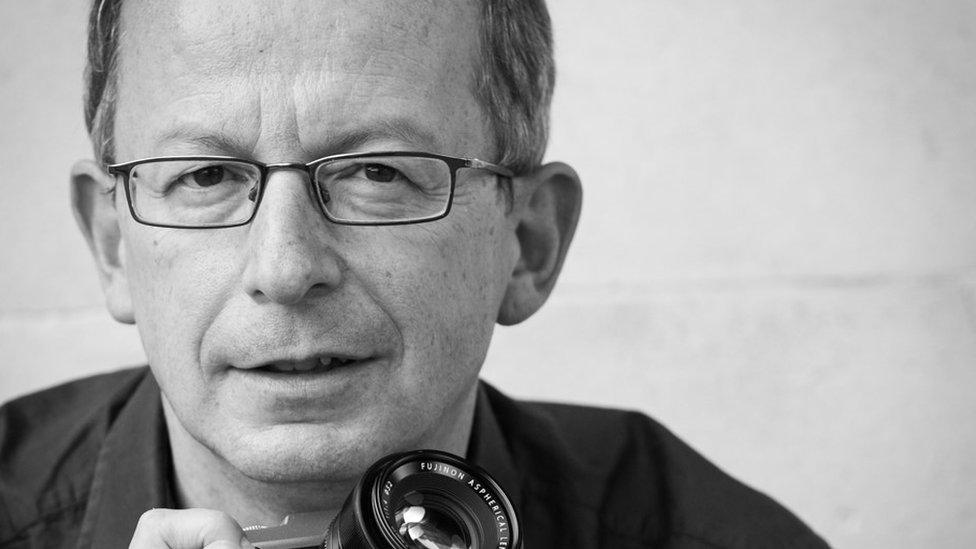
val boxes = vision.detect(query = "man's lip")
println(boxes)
[231,353,370,371]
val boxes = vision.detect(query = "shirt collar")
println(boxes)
[467,381,525,518]
[77,371,173,549]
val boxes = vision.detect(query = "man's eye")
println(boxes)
[188,165,228,187]
[363,164,401,183]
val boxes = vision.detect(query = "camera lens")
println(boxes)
[324,450,520,549]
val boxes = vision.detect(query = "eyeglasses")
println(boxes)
[106,152,514,228]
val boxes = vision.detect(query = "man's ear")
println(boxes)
[71,159,135,324]
[497,161,582,326]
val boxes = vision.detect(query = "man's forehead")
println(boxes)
[120,0,478,58]
[113,0,487,159]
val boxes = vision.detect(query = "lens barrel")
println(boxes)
[324,450,520,549]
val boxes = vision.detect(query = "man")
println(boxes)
[0,0,828,547]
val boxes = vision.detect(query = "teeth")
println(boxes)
[260,356,359,373]
[265,361,316,372]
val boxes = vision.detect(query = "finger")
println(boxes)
[129,508,254,549]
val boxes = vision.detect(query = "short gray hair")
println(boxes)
[84,0,555,174]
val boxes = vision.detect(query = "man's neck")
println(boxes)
[160,387,478,529]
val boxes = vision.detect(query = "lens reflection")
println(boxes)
[394,498,469,549]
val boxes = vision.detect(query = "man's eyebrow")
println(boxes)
[153,128,252,157]
[324,118,441,154]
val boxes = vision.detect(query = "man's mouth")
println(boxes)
[252,356,361,374]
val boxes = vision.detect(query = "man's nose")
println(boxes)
[241,169,343,305]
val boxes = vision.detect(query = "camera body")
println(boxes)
[244,512,331,549]
[243,450,520,549]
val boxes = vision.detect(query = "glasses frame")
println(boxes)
[106,151,514,228]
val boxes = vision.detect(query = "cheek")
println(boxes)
[122,225,242,376]
[364,209,512,379]
[438,225,507,319]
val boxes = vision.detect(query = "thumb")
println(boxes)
[129,508,254,549]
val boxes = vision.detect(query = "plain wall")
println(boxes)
[1,1,975,547]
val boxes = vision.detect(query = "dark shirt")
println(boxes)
[0,367,829,548]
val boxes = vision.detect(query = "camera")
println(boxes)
[243,449,521,549]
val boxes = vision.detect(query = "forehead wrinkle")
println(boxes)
[142,116,440,161]
[254,78,310,160]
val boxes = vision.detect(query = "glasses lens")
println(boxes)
[314,155,452,223]
[127,159,262,227]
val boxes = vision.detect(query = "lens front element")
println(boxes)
[395,500,468,549]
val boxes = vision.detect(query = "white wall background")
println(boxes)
[1,1,975,547]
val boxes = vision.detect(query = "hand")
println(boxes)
[128,508,255,549]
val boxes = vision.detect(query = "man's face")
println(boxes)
[109,0,516,481]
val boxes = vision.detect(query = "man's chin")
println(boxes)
[216,422,403,484]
